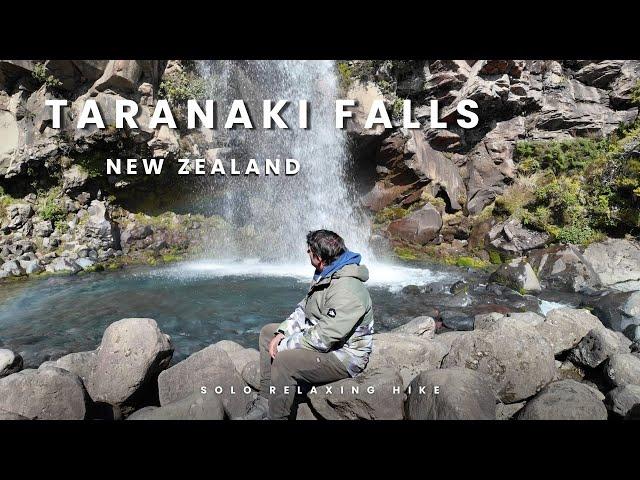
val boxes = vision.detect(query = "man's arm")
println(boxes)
[275,299,306,336]
[278,287,366,353]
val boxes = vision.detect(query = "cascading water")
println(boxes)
[195,60,372,262]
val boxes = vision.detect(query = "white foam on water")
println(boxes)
[143,259,451,292]
[539,299,571,316]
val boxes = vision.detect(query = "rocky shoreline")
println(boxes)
[1,305,639,420]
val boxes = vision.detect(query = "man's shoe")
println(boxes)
[236,396,269,420]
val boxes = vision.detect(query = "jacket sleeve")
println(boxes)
[278,287,366,353]
[275,299,306,336]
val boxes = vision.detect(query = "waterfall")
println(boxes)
[196,60,372,263]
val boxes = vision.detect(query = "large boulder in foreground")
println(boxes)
[442,321,556,403]
[0,348,23,378]
[367,333,449,388]
[40,350,96,385]
[157,345,254,419]
[516,380,607,420]
[488,257,541,293]
[536,308,604,355]
[606,384,640,417]
[0,366,87,419]
[307,367,404,420]
[404,368,497,420]
[569,328,627,368]
[86,318,173,413]
[605,353,640,387]
[391,316,436,339]
[127,392,225,420]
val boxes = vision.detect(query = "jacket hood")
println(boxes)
[319,250,361,278]
[333,263,369,282]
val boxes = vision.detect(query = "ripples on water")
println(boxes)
[0,259,577,368]
[0,260,452,367]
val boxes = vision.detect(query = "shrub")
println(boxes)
[159,71,206,106]
[515,138,608,174]
[32,62,63,88]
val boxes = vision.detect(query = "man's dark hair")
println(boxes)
[307,230,346,264]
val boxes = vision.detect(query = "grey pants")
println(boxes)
[258,323,350,420]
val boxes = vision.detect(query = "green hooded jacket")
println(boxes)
[276,263,374,377]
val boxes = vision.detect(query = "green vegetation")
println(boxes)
[501,121,640,244]
[631,80,640,106]
[36,187,66,224]
[453,256,490,268]
[374,205,410,224]
[159,71,206,106]
[337,61,353,92]
[32,62,63,88]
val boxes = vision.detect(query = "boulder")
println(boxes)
[212,340,244,354]
[474,312,545,331]
[33,220,53,238]
[241,359,260,390]
[86,318,173,412]
[0,349,23,378]
[127,392,225,420]
[227,348,259,375]
[1,260,25,277]
[605,353,640,387]
[537,308,604,355]
[582,238,640,290]
[606,384,640,417]
[405,368,497,420]
[158,345,254,419]
[487,219,550,256]
[0,409,29,420]
[496,401,525,420]
[5,203,33,230]
[45,257,82,274]
[387,203,442,245]
[295,402,318,420]
[583,290,640,334]
[40,350,96,385]
[19,259,43,275]
[488,257,541,293]
[307,367,404,420]
[84,200,119,250]
[0,366,87,419]
[569,328,624,368]
[92,60,143,93]
[442,321,556,403]
[516,380,607,420]
[62,165,89,192]
[528,244,601,292]
[391,316,436,338]
[368,333,449,388]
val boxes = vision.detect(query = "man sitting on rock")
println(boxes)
[242,229,374,420]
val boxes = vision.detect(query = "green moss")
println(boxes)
[488,250,502,265]
[394,246,419,261]
[337,61,353,92]
[374,205,409,224]
[454,256,490,269]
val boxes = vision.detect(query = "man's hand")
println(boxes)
[269,333,285,359]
